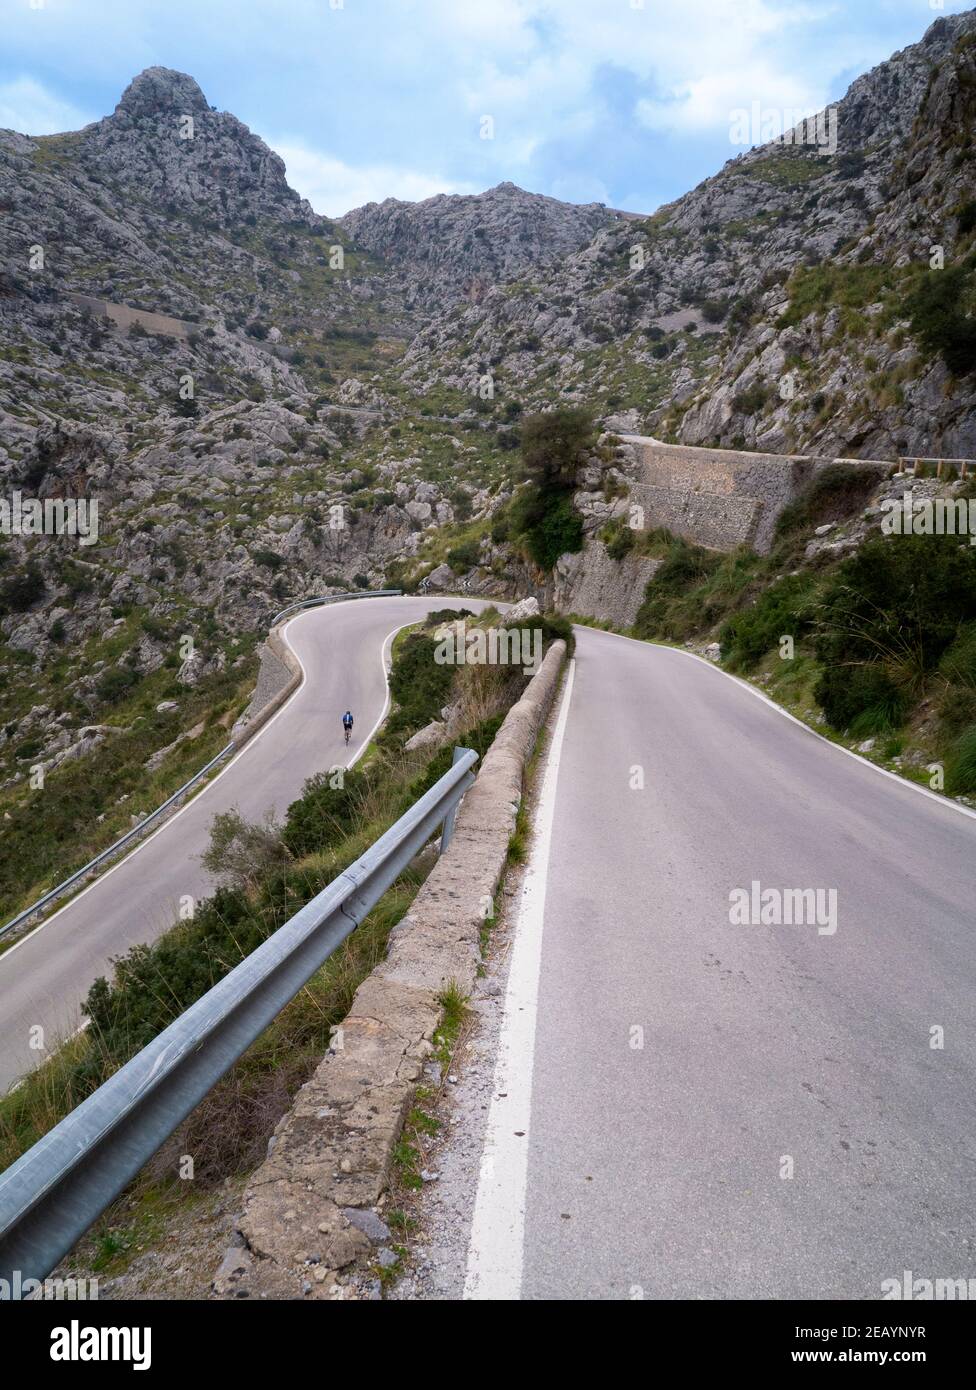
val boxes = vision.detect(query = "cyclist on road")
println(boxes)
[342,710,354,744]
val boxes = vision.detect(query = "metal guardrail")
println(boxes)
[0,744,234,943]
[0,748,478,1292]
[0,590,402,942]
[270,588,402,628]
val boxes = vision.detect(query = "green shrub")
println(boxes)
[938,682,976,739]
[511,408,594,569]
[774,464,879,541]
[490,512,511,544]
[517,492,583,570]
[447,539,481,572]
[507,609,575,658]
[282,767,371,857]
[603,520,636,561]
[945,726,976,794]
[633,539,721,640]
[815,664,907,735]
[425,608,474,625]
[733,382,771,415]
[253,548,284,571]
[0,565,45,615]
[957,198,976,236]
[83,885,260,1061]
[814,533,976,729]
[382,633,455,743]
[650,538,719,595]
[95,665,139,704]
[405,714,505,800]
[938,621,976,688]
[720,574,815,669]
[907,266,976,376]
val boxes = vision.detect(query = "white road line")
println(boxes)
[0,616,310,965]
[463,656,576,1301]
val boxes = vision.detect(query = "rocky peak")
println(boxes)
[836,8,976,149]
[74,68,307,229]
[114,67,211,121]
[340,181,618,309]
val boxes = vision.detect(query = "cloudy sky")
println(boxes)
[0,0,969,216]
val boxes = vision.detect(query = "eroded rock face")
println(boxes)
[397,11,976,459]
[340,182,621,310]
[3,14,975,782]
[82,66,309,230]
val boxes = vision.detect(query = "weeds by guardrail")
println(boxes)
[0,747,477,1292]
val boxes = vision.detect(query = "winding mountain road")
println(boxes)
[5,601,975,1299]
[465,625,976,1300]
[0,595,485,1093]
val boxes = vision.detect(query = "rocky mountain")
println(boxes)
[399,11,976,459]
[340,181,625,310]
[2,11,976,898]
[0,65,603,836]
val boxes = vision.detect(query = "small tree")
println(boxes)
[512,408,595,570]
[202,809,290,891]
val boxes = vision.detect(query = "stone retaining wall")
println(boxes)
[621,437,891,553]
[65,292,193,339]
[229,627,303,748]
[554,538,661,628]
[212,639,567,1300]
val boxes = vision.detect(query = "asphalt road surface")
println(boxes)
[0,595,483,1093]
[468,626,976,1300]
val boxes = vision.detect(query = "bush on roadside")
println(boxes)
[383,632,455,743]
[945,725,976,794]
[634,538,722,640]
[720,574,816,670]
[281,766,372,858]
[814,533,976,730]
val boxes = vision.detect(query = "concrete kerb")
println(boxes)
[213,639,567,1300]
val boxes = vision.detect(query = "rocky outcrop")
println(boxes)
[399,11,976,458]
[340,182,620,310]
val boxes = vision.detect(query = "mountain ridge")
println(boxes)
[1,10,976,865]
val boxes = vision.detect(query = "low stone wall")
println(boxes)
[620,437,891,553]
[65,292,193,339]
[230,627,303,749]
[212,639,567,1300]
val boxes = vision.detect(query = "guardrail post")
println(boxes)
[439,746,472,855]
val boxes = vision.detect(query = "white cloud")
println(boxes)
[273,141,478,218]
[0,76,92,135]
[636,64,828,136]
[0,0,950,209]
